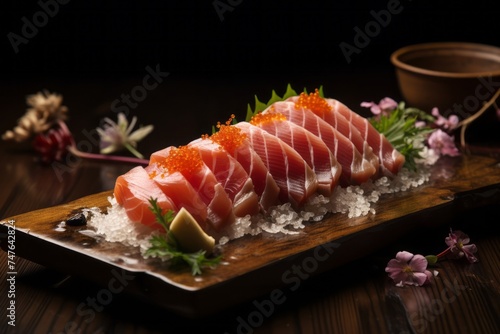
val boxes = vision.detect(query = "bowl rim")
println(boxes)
[390,42,500,78]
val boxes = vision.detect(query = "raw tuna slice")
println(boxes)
[325,98,405,176]
[235,122,318,208]
[250,112,341,196]
[114,165,177,229]
[152,146,235,231]
[264,101,376,186]
[287,93,381,176]
[209,121,281,211]
[189,138,260,218]
[145,163,208,230]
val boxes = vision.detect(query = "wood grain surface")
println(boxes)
[2,153,500,319]
[1,74,499,334]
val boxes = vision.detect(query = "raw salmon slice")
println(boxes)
[235,122,318,208]
[114,165,177,229]
[251,113,341,196]
[189,138,260,218]
[326,98,405,176]
[152,146,235,231]
[265,101,376,186]
[145,163,208,230]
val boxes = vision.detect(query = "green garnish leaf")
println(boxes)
[245,84,299,121]
[145,197,221,275]
[369,102,434,171]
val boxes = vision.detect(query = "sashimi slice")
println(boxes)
[189,138,260,218]
[209,120,280,211]
[264,101,376,186]
[152,146,235,231]
[235,122,318,208]
[287,92,381,176]
[326,98,405,176]
[145,163,208,230]
[114,165,177,229]
[250,112,341,196]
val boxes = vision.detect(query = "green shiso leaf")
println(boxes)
[369,103,434,171]
[145,197,221,275]
[245,84,303,122]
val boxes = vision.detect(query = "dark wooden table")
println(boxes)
[1,71,499,334]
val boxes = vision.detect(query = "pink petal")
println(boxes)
[409,254,428,272]
[411,272,430,286]
[379,97,397,111]
[361,101,375,108]
[396,251,414,262]
[388,271,409,283]
[454,230,470,244]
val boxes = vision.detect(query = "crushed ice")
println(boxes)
[86,164,431,248]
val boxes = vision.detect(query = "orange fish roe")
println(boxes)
[211,125,247,155]
[294,89,332,115]
[159,145,204,175]
[249,112,287,126]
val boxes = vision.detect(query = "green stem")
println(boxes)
[124,142,145,159]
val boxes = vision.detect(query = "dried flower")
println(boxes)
[445,229,478,263]
[427,129,460,157]
[431,107,459,131]
[385,251,434,287]
[361,97,398,118]
[96,113,153,159]
[2,90,68,142]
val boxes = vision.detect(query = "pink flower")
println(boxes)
[361,97,398,117]
[431,108,459,131]
[385,251,434,287]
[445,230,478,263]
[427,129,460,156]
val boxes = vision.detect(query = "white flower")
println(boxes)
[96,113,153,159]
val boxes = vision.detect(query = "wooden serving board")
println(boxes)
[1,154,500,318]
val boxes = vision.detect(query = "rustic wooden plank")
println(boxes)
[1,154,500,318]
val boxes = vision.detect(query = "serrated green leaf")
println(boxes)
[146,197,221,275]
[369,104,434,171]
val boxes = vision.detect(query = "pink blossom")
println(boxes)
[361,97,398,117]
[431,107,459,131]
[427,129,460,156]
[385,251,434,287]
[445,230,478,263]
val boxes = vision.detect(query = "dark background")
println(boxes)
[2,0,499,75]
[1,0,499,148]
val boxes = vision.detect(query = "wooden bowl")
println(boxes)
[390,42,500,118]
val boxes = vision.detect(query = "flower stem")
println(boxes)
[124,142,145,159]
[436,247,451,259]
[67,146,149,165]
